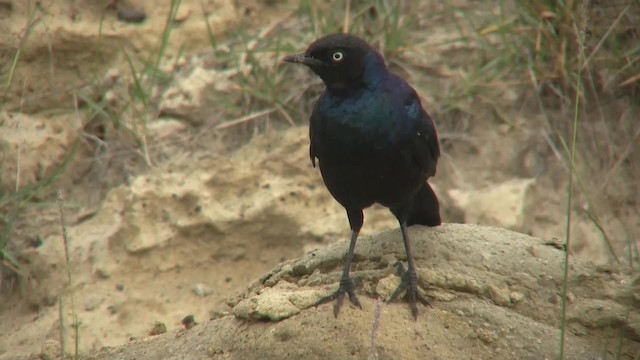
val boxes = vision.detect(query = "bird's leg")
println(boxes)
[389,221,430,319]
[334,228,362,315]
[317,230,362,317]
[317,209,363,317]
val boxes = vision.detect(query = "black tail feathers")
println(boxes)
[406,182,441,227]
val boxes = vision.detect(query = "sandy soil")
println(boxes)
[0,0,638,359]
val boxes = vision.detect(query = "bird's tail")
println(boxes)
[407,182,441,227]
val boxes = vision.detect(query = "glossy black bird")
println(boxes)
[284,33,441,319]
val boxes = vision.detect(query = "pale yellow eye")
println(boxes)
[332,51,344,62]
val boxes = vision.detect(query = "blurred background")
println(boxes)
[0,0,638,357]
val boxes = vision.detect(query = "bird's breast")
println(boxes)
[316,91,411,149]
[313,121,423,209]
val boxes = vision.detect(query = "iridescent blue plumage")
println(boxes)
[284,33,441,319]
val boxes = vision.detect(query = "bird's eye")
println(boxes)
[332,51,344,62]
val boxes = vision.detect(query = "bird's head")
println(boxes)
[284,33,385,90]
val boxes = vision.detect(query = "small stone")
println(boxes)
[149,321,167,336]
[40,339,61,360]
[253,293,300,321]
[174,6,192,22]
[116,3,146,23]
[104,67,120,81]
[497,123,511,134]
[485,284,511,307]
[192,283,213,297]
[510,291,525,303]
[116,283,125,292]
[476,328,498,344]
[375,274,401,301]
[181,315,197,329]
[565,291,575,303]
[232,298,256,319]
[0,0,12,12]
[232,282,326,321]
[95,268,111,279]
[380,254,398,266]
[108,305,119,315]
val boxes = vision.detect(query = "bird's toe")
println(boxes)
[389,261,431,319]
[317,277,362,318]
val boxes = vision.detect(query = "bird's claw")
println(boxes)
[389,261,430,319]
[317,277,361,317]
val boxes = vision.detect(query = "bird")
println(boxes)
[283,33,441,319]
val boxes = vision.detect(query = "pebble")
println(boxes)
[182,315,197,329]
[40,340,61,360]
[510,291,526,303]
[149,321,167,336]
[485,284,511,307]
[192,283,213,297]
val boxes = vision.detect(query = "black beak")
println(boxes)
[283,53,322,67]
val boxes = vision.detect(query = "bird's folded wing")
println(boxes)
[406,95,440,177]
[309,111,318,167]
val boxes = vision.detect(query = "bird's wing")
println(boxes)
[309,110,318,167]
[404,91,440,177]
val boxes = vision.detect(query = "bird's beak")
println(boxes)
[283,53,306,63]
[283,53,322,67]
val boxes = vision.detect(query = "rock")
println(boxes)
[374,274,400,301]
[233,281,329,321]
[116,2,147,23]
[40,339,62,360]
[485,284,511,307]
[191,283,213,297]
[181,315,197,329]
[510,291,525,303]
[86,224,640,360]
[149,321,167,336]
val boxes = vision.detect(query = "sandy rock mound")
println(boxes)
[84,224,639,360]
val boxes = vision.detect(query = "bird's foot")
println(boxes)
[317,277,362,317]
[389,261,430,319]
